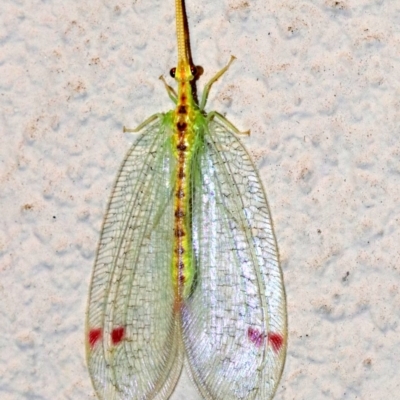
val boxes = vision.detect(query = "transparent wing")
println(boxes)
[183,119,287,400]
[86,115,183,400]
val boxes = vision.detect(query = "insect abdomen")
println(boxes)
[171,87,197,302]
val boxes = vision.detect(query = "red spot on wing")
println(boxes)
[268,332,284,353]
[88,328,102,349]
[111,327,125,345]
[247,328,284,353]
[247,327,264,347]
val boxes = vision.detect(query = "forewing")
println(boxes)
[183,119,287,400]
[86,116,183,400]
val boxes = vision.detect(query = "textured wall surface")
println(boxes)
[1,0,399,399]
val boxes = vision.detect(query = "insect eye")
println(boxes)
[190,65,197,76]
[170,68,176,78]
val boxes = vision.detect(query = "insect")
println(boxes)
[85,0,287,399]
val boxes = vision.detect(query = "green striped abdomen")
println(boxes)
[171,97,198,302]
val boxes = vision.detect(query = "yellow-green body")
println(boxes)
[170,73,198,301]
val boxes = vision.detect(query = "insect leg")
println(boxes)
[160,75,178,104]
[200,55,236,110]
[207,111,250,136]
[123,113,164,133]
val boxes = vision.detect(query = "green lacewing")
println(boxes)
[86,0,287,399]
